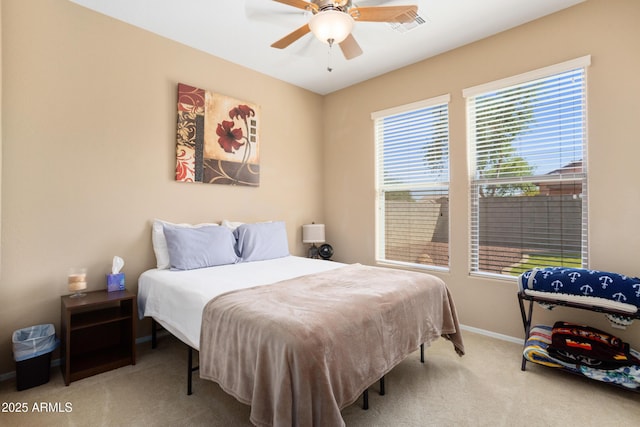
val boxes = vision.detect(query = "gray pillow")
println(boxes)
[234,221,290,262]
[163,224,238,270]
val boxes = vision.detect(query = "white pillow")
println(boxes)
[151,219,219,269]
[222,220,275,230]
[221,219,245,230]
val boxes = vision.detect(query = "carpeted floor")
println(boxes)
[1,331,638,427]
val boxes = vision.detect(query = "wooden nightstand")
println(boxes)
[60,290,136,386]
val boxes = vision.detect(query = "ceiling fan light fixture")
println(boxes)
[308,10,354,45]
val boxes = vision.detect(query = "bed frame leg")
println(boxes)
[362,376,385,410]
[188,346,193,395]
[187,346,199,395]
[420,343,424,363]
[151,318,157,349]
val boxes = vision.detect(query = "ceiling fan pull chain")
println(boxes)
[327,38,334,72]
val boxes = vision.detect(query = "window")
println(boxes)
[372,95,450,269]
[464,56,590,278]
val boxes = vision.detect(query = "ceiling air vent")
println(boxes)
[387,10,425,33]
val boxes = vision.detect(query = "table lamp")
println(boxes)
[302,223,325,259]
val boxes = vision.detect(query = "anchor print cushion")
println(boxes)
[519,267,640,309]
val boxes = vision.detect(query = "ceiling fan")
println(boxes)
[270,0,418,60]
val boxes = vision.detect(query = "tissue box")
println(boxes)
[106,273,125,292]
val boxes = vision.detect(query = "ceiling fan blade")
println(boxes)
[246,0,308,22]
[271,24,311,49]
[353,0,397,5]
[273,0,318,13]
[350,5,418,23]
[339,34,363,60]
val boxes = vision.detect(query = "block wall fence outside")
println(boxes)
[384,195,581,266]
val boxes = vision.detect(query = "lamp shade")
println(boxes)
[308,10,354,45]
[302,223,325,243]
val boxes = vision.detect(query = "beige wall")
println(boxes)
[324,0,640,347]
[0,0,325,374]
[2,0,639,376]
[0,0,3,282]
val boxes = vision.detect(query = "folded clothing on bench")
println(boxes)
[548,321,640,369]
[523,324,640,389]
[523,325,568,369]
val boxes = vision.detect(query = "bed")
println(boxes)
[138,219,464,426]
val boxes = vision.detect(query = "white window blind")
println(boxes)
[465,57,589,278]
[372,95,450,269]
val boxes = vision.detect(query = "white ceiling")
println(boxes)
[69,0,585,95]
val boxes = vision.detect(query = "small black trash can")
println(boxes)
[12,324,59,391]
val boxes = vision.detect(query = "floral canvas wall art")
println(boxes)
[176,83,260,186]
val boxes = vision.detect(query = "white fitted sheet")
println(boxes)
[137,256,344,349]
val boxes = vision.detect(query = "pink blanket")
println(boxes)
[199,264,464,426]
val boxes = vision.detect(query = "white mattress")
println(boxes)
[138,256,344,349]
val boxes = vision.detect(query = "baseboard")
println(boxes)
[136,334,153,344]
[460,323,524,345]
[1,329,519,382]
[0,335,155,382]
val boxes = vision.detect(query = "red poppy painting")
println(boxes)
[176,83,260,186]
